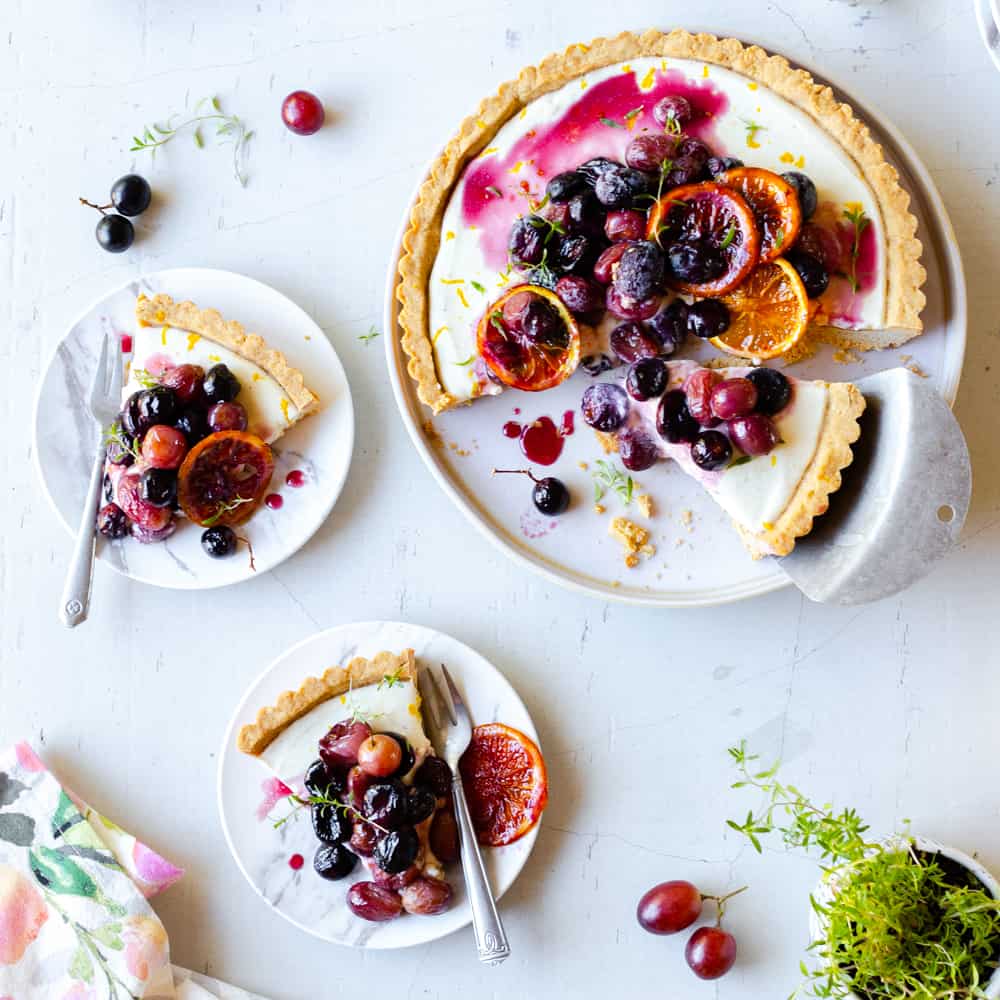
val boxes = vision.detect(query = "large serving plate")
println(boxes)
[217,621,541,949]
[34,267,354,590]
[385,48,966,608]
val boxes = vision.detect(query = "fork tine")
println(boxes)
[418,672,442,732]
[440,665,466,717]
[90,334,109,410]
[427,667,457,726]
[108,338,124,398]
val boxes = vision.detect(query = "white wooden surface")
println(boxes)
[3,2,1000,997]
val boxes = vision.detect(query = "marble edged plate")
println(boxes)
[33,267,354,590]
[217,620,542,949]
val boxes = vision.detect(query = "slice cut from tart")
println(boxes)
[397,29,925,413]
[238,650,456,920]
[589,360,865,558]
[133,293,319,443]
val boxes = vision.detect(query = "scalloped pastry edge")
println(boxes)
[237,649,415,756]
[395,28,926,413]
[136,293,320,419]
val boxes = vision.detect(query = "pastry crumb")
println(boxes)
[832,347,859,365]
[447,441,471,457]
[578,461,589,471]
[680,508,693,526]
[899,355,929,378]
[595,431,618,454]
[637,494,654,518]
[610,516,655,568]
[423,421,444,447]
[594,503,606,515]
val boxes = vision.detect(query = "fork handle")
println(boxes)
[452,777,510,965]
[59,443,107,628]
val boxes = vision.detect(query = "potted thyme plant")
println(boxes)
[727,743,1000,999]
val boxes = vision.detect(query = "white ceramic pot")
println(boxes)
[808,836,1000,999]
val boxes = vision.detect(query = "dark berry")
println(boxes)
[746,368,792,416]
[786,249,829,298]
[313,844,357,881]
[578,157,620,185]
[374,828,420,874]
[667,241,725,284]
[656,389,699,444]
[532,477,570,516]
[304,760,343,798]
[406,786,437,824]
[363,780,408,830]
[581,353,616,376]
[691,431,733,470]
[565,191,605,237]
[653,95,693,127]
[174,407,207,444]
[201,525,237,558]
[136,386,178,429]
[647,300,689,355]
[120,392,143,437]
[687,299,731,339]
[609,321,662,364]
[312,803,352,844]
[781,171,818,219]
[546,170,587,202]
[508,217,544,267]
[140,468,177,508]
[626,358,669,401]
[594,165,648,208]
[202,364,241,405]
[797,223,842,271]
[384,733,415,779]
[581,383,630,432]
[555,275,603,315]
[614,242,665,301]
[106,431,136,467]
[110,174,152,217]
[551,233,594,275]
[414,756,452,798]
[619,428,659,472]
[103,473,113,503]
[95,215,134,253]
[707,156,744,177]
[97,503,129,539]
[521,298,562,344]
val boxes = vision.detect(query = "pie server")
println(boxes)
[774,367,971,605]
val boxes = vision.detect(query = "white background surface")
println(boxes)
[3,2,999,998]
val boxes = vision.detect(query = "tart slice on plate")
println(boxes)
[589,359,865,558]
[396,29,925,413]
[238,650,458,922]
[100,294,320,549]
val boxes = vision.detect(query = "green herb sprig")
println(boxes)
[130,96,254,187]
[593,459,634,506]
[202,496,255,528]
[273,790,387,835]
[103,421,141,462]
[842,206,871,294]
[358,326,381,345]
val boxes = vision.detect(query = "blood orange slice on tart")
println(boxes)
[718,167,803,264]
[477,285,580,392]
[459,723,548,847]
[177,430,275,526]
[646,183,760,297]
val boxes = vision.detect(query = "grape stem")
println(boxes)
[492,467,541,484]
[700,885,748,926]
[236,534,256,572]
[79,197,113,215]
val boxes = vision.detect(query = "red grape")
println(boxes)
[318,720,372,769]
[653,95,693,127]
[371,862,420,890]
[637,880,703,935]
[683,369,720,426]
[605,209,647,243]
[625,133,674,173]
[159,364,204,404]
[710,378,758,421]
[429,808,460,863]
[346,882,402,922]
[116,469,172,531]
[357,734,402,778]
[346,765,372,812]
[401,876,453,916]
[685,926,737,980]
[349,822,376,858]
[141,425,188,469]
[728,413,779,456]
[281,90,325,135]
[606,285,661,321]
[593,243,629,285]
[207,401,248,433]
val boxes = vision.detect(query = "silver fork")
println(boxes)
[422,664,510,965]
[58,333,123,628]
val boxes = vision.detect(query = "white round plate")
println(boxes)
[976,0,1000,73]
[33,267,354,590]
[384,52,967,608]
[217,621,542,949]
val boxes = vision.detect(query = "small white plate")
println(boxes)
[33,267,354,590]
[383,53,967,608]
[217,621,542,950]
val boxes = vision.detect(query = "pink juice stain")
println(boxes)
[256,776,293,822]
[120,333,133,353]
[461,69,730,269]
[502,420,521,439]
[823,211,879,326]
[516,409,576,465]
[143,352,174,376]
[285,469,307,488]
[289,854,304,871]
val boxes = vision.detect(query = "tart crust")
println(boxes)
[396,29,926,413]
[237,649,416,755]
[136,293,320,419]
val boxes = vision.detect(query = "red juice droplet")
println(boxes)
[265,493,283,510]
[120,333,133,354]
[502,421,522,439]
[289,853,304,871]
[520,416,564,465]
[285,470,307,488]
[560,410,575,436]
[513,407,521,415]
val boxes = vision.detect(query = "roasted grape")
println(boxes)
[728,413,780,456]
[373,827,420,874]
[319,720,372,770]
[581,383,629,432]
[313,844,357,881]
[346,882,402,922]
[401,876,453,916]
[710,379,758,421]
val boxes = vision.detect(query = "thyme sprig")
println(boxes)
[358,326,381,345]
[273,790,387,835]
[202,495,254,528]
[103,420,141,462]
[130,96,254,186]
[841,206,870,294]
[593,459,634,506]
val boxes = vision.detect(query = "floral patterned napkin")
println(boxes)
[0,742,184,999]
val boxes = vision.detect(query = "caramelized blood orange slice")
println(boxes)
[477,285,580,392]
[718,167,803,264]
[712,258,811,360]
[458,723,548,847]
[177,430,274,526]
[647,182,760,297]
